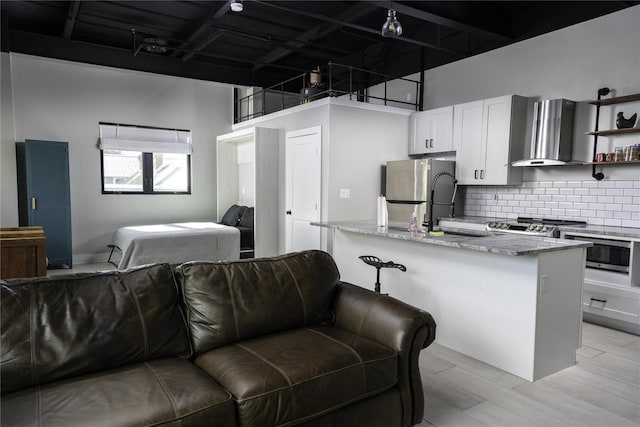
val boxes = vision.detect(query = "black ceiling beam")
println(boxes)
[74,12,178,41]
[172,2,230,60]
[5,29,291,87]
[251,2,377,72]
[250,0,463,57]
[63,1,81,39]
[184,23,352,64]
[365,1,512,43]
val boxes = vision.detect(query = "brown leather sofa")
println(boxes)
[1,250,436,427]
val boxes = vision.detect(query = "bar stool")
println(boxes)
[359,255,407,294]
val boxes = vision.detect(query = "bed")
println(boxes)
[108,222,240,269]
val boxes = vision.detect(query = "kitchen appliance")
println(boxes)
[486,216,587,237]
[561,230,638,335]
[512,98,576,166]
[384,159,460,230]
[563,235,631,273]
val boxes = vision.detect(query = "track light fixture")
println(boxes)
[381,9,402,38]
[142,37,167,53]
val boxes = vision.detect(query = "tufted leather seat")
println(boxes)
[196,326,397,426]
[1,358,236,427]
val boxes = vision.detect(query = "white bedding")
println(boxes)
[111,222,240,269]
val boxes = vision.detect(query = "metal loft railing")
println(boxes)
[234,62,422,123]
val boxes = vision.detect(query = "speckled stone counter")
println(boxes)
[312,220,591,256]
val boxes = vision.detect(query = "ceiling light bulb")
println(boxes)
[230,0,243,12]
[381,9,402,38]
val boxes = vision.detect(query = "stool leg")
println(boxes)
[375,267,381,293]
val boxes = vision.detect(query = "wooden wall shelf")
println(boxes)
[586,127,640,137]
[584,160,640,165]
[589,93,640,106]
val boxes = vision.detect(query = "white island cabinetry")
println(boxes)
[454,94,527,185]
[316,221,589,382]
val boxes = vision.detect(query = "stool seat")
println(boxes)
[359,255,406,293]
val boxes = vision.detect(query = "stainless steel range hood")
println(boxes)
[512,98,576,167]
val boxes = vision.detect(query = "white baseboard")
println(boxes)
[73,252,111,265]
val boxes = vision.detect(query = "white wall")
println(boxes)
[1,53,19,226]
[234,99,409,253]
[327,104,409,220]
[3,54,233,262]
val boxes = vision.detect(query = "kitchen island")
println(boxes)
[313,220,592,381]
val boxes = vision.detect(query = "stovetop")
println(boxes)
[516,217,588,227]
[486,217,587,237]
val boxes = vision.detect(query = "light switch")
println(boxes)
[539,274,549,295]
[339,189,350,199]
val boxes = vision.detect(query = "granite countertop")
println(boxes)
[442,216,640,240]
[312,220,592,256]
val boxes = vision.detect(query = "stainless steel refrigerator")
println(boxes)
[384,159,460,230]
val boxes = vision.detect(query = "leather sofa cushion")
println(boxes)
[195,325,397,427]
[1,263,191,394]
[1,358,236,427]
[178,250,340,354]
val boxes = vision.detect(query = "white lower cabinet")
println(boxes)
[454,95,527,185]
[583,281,640,329]
[408,106,453,155]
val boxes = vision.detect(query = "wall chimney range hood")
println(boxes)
[512,98,576,167]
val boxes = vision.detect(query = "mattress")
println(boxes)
[111,222,240,269]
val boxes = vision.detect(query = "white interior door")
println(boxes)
[286,126,321,253]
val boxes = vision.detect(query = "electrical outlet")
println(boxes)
[339,189,350,199]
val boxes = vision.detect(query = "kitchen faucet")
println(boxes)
[427,171,458,233]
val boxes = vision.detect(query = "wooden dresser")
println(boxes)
[1,226,47,279]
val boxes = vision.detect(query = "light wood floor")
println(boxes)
[47,265,639,426]
[417,322,640,427]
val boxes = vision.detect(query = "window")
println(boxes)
[99,123,192,194]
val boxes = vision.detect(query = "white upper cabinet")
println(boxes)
[454,95,527,186]
[409,106,453,155]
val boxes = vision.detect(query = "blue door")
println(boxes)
[24,140,72,267]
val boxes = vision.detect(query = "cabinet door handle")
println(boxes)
[31,197,36,210]
[425,139,429,148]
[430,139,434,148]
[480,170,485,179]
[589,297,606,308]
[474,170,479,179]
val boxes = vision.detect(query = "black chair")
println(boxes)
[359,255,407,293]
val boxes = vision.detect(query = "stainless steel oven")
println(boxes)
[563,235,631,273]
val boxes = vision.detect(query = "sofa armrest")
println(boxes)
[332,282,436,426]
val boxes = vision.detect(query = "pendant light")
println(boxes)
[381,9,402,37]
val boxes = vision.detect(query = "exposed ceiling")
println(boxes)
[2,1,637,90]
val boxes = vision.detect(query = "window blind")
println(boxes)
[99,123,192,154]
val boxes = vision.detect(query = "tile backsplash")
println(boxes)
[464,180,640,228]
